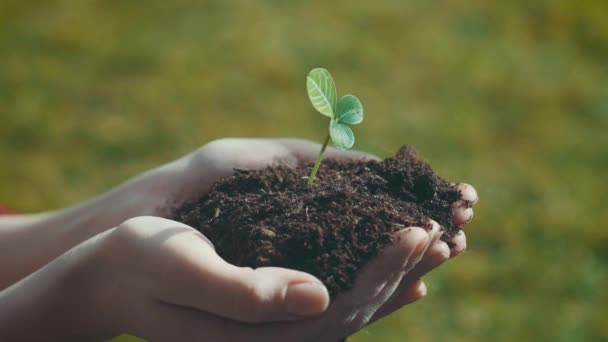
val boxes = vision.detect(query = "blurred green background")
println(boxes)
[1,0,607,341]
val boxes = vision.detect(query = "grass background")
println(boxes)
[1,0,607,340]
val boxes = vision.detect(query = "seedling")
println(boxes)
[306,67,364,185]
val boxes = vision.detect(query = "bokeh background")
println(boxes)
[1,1,607,341]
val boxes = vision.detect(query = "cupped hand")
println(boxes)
[84,216,449,341]
[119,138,478,339]
[131,138,379,216]
[0,138,478,341]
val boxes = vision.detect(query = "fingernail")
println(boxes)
[285,282,329,316]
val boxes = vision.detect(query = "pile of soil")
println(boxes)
[171,145,462,296]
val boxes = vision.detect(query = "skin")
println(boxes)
[0,138,478,341]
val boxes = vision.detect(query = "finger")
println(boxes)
[374,221,463,321]
[195,138,296,173]
[332,227,430,312]
[452,205,474,226]
[455,183,478,206]
[368,279,427,323]
[276,138,380,164]
[387,238,449,297]
[427,219,444,244]
[150,230,329,323]
[449,230,467,257]
[413,240,451,275]
[395,279,427,306]
[159,264,329,323]
[260,229,432,342]
[370,236,450,322]
[173,138,300,200]
[375,220,441,302]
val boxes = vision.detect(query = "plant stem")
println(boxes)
[307,133,331,186]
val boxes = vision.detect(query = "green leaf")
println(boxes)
[329,120,355,151]
[336,94,364,125]
[306,68,337,117]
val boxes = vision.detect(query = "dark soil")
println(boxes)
[171,145,463,296]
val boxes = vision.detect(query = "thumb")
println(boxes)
[140,218,330,323]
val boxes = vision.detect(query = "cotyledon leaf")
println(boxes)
[329,119,355,151]
[307,68,337,117]
[336,94,364,125]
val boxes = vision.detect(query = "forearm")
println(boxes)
[0,230,115,341]
[0,168,166,289]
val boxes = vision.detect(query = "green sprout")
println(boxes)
[306,67,364,185]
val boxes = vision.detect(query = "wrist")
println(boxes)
[40,168,168,249]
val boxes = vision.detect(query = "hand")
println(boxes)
[113,138,477,340]
[103,202,477,342]
[101,217,439,341]
[0,138,478,341]
[0,182,477,341]
[127,138,381,217]
[0,215,439,341]
[367,183,477,324]
[0,138,391,289]
[126,138,478,339]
